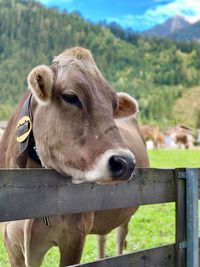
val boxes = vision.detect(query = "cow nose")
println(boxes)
[108,155,135,181]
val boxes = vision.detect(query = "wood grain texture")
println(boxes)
[0,168,176,221]
[72,244,175,267]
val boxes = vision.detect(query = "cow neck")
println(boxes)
[16,93,42,168]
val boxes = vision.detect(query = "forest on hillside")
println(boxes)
[1,0,200,127]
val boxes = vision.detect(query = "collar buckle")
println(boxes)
[16,115,32,143]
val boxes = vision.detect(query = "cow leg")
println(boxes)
[153,139,158,149]
[4,221,50,267]
[5,246,26,267]
[96,234,106,258]
[25,242,52,267]
[59,213,94,267]
[3,224,26,267]
[0,222,4,233]
[4,242,26,267]
[115,219,129,255]
[59,236,86,267]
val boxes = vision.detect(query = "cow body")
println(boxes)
[0,47,140,267]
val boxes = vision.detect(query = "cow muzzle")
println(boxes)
[108,155,135,181]
[85,149,135,184]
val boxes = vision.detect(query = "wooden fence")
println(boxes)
[0,168,199,267]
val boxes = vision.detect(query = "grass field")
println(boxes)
[0,149,200,266]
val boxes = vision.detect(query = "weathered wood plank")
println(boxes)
[72,244,175,267]
[0,168,175,221]
[71,239,200,267]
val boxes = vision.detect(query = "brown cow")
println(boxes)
[174,132,194,149]
[140,124,160,148]
[90,115,149,258]
[0,47,139,267]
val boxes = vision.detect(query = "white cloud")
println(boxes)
[148,0,200,23]
[39,0,73,5]
[107,0,200,31]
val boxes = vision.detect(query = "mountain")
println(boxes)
[141,15,200,43]
[170,21,200,42]
[142,15,191,37]
[1,0,200,127]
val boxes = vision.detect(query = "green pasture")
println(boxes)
[0,149,200,266]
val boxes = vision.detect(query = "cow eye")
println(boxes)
[62,93,82,108]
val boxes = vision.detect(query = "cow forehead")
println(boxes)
[54,47,96,65]
[53,47,100,80]
[52,49,118,108]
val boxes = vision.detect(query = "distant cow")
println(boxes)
[0,47,140,267]
[140,124,162,148]
[174,132,194,149]
[163,124,195,148]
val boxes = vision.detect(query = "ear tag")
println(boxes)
[16,116,32,143]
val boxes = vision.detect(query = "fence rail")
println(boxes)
[0,168,176,221]
[72,244,175,267]
[0,167,199,267]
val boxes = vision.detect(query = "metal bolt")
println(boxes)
[178,172,186,179]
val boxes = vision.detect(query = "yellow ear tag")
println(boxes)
[16,116,32,143]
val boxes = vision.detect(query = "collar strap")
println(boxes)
[16,94,50,227]
[16,94,41,168]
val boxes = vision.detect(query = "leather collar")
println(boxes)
[16,93,41,168]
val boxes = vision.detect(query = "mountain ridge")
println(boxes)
[170,21,200,42]
[142,15,191,37]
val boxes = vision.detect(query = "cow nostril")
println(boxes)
[108,155,135,181]
[109,155,127,178]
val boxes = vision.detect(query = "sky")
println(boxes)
[38,0,200,31]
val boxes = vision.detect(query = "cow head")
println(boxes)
[27,47,138,184]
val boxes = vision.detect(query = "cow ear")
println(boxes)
[27,65,53,105]
[114,92,139,118]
